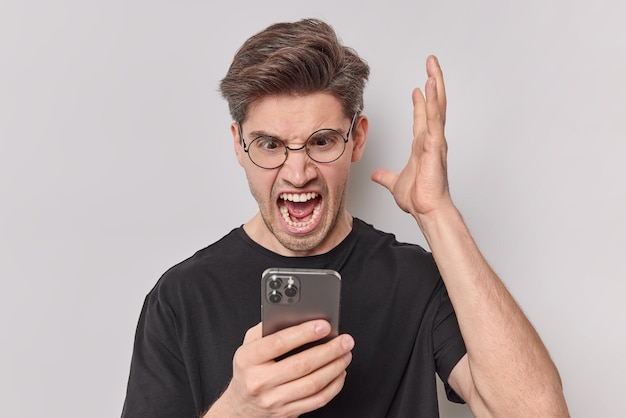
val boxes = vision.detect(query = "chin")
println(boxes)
[275,229,327,254]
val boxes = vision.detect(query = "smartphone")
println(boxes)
[261,267,341,356]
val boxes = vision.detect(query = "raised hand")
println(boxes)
[371,55,453,221]
[205,321,354,418]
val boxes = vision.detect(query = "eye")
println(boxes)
[252,136,285,153]
[307,130,343,150]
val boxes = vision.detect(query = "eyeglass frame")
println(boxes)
[237,113,358,169]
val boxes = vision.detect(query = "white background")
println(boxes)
[1,1,625,417]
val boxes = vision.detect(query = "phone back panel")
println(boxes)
[261,267,341,341]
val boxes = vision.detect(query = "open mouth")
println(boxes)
[279,192,322,228]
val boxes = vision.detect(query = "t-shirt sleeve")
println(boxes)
[121,291,196,418]
[432,285,467,404]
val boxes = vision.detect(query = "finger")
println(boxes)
[293,372,348,415]
[412,87,427,139]
[274,334,354,381]
[279,354,351,413]
[271,336,353,403]
[240,332,353,404]
[425,77,444,139]
[248,320,332,365]
[370,168,398,192]
[243,322,263,344]
[426,55,447,125]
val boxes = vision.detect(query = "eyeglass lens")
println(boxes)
[248,129,347,169]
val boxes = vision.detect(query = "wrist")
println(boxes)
[203,389,237,418]
[413,200,462,239]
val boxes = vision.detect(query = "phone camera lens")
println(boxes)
[269,278,282,290]
[268,290,282,304]
[284,284,298,298]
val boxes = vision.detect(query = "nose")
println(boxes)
[280,145,318,187]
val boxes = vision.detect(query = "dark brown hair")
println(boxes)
[219,18,370,124]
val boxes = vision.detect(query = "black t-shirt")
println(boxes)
[122,218,466,417]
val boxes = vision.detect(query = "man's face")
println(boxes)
[232,93,366,256]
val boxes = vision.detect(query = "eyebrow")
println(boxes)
[246,129,279,139]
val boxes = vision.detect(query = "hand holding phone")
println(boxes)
[211,320,353,417]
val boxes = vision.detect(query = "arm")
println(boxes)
[371,56,569,417]
[204,321,354,418]
[122,295,197,418]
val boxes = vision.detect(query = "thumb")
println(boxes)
[371,168,397,192]
[243,322,263,344]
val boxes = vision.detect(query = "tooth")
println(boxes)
[280,192,319,203]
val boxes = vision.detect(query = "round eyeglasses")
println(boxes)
[238,113,357,169]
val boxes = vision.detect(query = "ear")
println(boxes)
[350,115,368,163]
[231,123,244,167]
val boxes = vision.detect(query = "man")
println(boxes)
[122,19,569,417]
